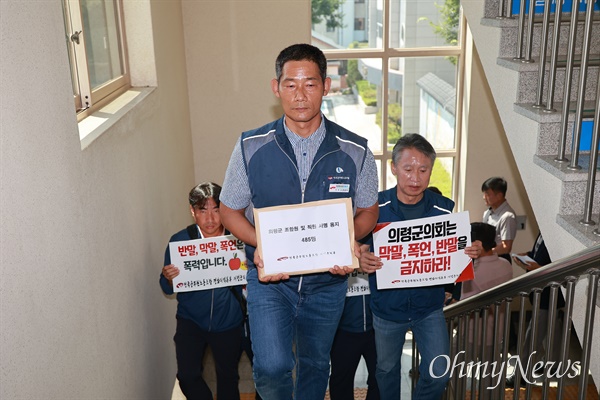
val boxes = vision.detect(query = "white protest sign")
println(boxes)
[253,198,358,278]
[347,270,371,297]
[373,211,473,289]
[169,235,247,293]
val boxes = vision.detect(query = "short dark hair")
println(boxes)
[391,133,437,165]
[189,182,221,208]
[481,177,507,196]
[470,222,497,252]
[275,43,327,83]
[428,186,442,196]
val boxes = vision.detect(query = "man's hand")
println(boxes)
[162,264,180,285]
[254,252,290,282]
[329,265,356,275]
[444,292,456,306]
[329,241,364,276]
[464,240,483,259]
[513,254,541,271]
[358,244,382,274]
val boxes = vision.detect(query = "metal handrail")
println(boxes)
[442,246,599,399]
[444,246,599,318]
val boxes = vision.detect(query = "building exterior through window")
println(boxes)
[312,0,462,199]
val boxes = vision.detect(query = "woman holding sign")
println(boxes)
[160,182,245,400]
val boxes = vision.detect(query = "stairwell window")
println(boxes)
[62,0,130,121]
[311,0,463,200]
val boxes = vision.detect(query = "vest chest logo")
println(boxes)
[329,183,350,193]
[336,167,344,173]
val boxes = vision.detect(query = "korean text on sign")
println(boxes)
[373,211,472,289]
[170,234,247,293]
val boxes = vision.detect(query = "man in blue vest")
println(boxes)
[359,134,482,399]
[220,43,379,400]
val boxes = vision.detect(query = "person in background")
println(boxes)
[359,134,482,399]
[219,43,379,399]
[481,177,517,264]
[462,222,513,298]
[160,182,244,400]
[329,275,380,400]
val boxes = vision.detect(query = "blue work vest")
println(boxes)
[241,116,369,288]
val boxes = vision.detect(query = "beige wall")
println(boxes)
[460,27,538,263]
[1,1,194,398]
[182,1,311,185]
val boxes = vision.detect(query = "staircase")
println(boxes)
[456,0,600,395]
[461,0,600,260]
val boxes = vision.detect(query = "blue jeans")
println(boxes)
[246,268,347,400]
[373,309,450,400]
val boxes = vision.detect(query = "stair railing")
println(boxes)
[582,78,600,228]
[505,1,600,233]
[533,0,553,108]
[568,0,596,171]
[433,246,599,400]
[557,0,581,163]
[544,0,564,112]
[496,0,514,19]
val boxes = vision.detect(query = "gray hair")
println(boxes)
[391,134,436,165]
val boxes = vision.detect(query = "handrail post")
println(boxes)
[514,0,528,60]
[490,301,501,400]
[497,298,512,400]
[533,0,553,108]
[444,316,455,400]
[497,0,515,19]
[541,282,560,399]
[544,0,563,113]
[568,0,596,170]
[458,314,468,400]
[523,0,537,63]
[556,277,577,400]
[556,0,581,163]
[477,306,489,397]
[470,309,480,400]
[525,288,542,400]
[512,292,528,400]
[576,270,600,400]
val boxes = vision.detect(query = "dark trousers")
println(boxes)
[174,316,242,400]
[329,329,380,400]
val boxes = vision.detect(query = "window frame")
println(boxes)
[62,0,131,121]
[316,2,466,202]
